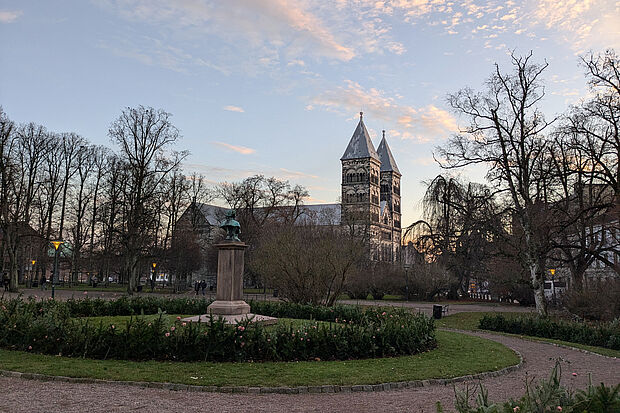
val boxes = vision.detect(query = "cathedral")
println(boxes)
[340,112,402,263]
[177,112,402,280]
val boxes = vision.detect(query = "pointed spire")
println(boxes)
[377,132,401,174]
[341,113,379,161]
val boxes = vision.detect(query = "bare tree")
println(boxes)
[438,52,554,315]
[108,106,187,293]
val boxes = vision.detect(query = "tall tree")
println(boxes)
[108,106,186,293]
[438,52,554,315]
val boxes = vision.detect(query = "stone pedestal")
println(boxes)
[207,241,250,316]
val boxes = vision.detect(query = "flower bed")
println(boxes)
[0,297,436,362]
[479,314,620,350]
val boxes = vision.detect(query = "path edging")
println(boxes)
[0,347,523,394]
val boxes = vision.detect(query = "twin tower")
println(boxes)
[340,112,402,263]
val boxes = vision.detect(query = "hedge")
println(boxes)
[0,297,437,362]
[479,314,620,350]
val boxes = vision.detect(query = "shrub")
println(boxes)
[563,279,620,321]
[479,314,620,350]
[0,297,436,363]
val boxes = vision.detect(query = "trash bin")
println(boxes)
[432,304,443,319]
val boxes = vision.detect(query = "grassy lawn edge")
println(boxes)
[0,331,518,387]
[437,312,620,359]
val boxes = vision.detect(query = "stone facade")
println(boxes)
[340,113,402,262]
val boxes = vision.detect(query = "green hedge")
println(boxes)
[0,298,436,362]
[479,314,620,350]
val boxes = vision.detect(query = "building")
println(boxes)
[177,113,403,281]
[340,112,402,262]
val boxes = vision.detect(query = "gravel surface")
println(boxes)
[1,331,618,413]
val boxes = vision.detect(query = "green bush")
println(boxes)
[479,314,620,350]
[0,297,436,362]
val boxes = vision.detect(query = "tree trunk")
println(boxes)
[530,262,547,316]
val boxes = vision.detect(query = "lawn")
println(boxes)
[437,311,620,358]
[0,330,517,387]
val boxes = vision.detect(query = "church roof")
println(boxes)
[377,132,401,174]
[341,112,379,161]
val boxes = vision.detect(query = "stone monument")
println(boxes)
[206,210,251,316]
[184,210,276,325]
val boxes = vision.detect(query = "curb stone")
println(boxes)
[0,336,524,395]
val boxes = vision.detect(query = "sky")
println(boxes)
[1,0,619,227]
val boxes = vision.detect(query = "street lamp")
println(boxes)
[151,262,157,291]
[403,264,411,301]
[30,260,36,288]
[51,240,63,299]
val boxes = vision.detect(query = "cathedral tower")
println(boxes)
[341,112,381,258]
[377,131,402,262]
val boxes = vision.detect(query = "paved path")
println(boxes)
[2,289,534,317]
[1,330,618,413]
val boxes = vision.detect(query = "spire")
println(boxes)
[341,113,379,161]
[377,132,401,174]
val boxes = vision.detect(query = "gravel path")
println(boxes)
[1,331,618,413]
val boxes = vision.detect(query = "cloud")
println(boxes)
[223,105,245,113]
[0,10,22,23]
[99,0,356,63]
[528,0,620,52]
[309,80,457,142]
[211,142,256,155]
[279,168,319,179]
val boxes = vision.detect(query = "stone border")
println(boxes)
[0,348,523,394]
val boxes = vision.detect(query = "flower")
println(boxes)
[572,373,577,376]
[176,316,181,320]
[111,325,115,329]
[513,407,520,412]
[28,346,32,350]
[181,322,187,327]
[237,326,245,331]
[557,407,562,412]
[381,312,386,316]
[165,332,170,337]
[170,326,176,331]
[83,291,88,295]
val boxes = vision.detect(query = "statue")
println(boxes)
[220,210,241,242]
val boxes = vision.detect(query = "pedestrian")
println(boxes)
[2,274,9,291]
[150,277,155,292]
[194,281,200,296]
[200,279,207,296]
[40,275,47,291]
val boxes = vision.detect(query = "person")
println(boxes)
[200,279,207,296]
[150,276,155,292]
[194,280,200,296]
[2,274,9,291]
[40,275,47,291]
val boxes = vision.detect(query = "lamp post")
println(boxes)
[403,264,410,301]
[151,262,157,292]
[51,240,63,299]
[549,268,556,305]
[30,260,36,288]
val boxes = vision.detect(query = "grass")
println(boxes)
[0,330,517,387]
[437,312,620,358]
